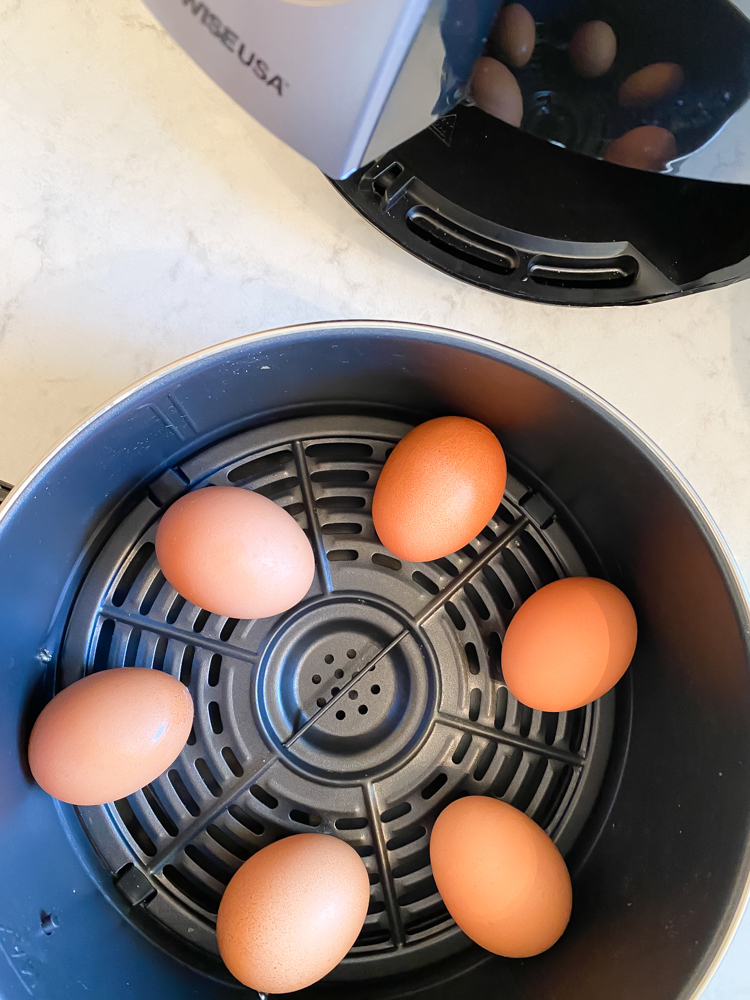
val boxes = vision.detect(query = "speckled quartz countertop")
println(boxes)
[1,1,750,996]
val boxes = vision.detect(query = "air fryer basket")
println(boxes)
[0,322,749,1000]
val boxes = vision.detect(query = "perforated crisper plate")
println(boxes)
[62,415,614,982]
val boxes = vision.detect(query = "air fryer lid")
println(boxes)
[0,323,749,1000]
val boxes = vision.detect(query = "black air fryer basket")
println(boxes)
[0,322,749,1000]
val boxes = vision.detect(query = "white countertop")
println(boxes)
[1,1,750,996]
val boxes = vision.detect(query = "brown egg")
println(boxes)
[569,21,617,78]
[492,4,536,68]
[216,834,369,993]
[372,416,507,562]
[28,668,193,805]
[502,577,637,711]
[604,125,677,172]
[155,486,315,620]
[470,57,524,127]
[619,62,684,107]
[430,797,572,957]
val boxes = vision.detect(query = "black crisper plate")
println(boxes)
[333,106,750,306]
[62,414,615,984]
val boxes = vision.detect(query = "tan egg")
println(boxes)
[471,57,524,127]
[502,577,637,711]
[155,486,315,620]
[493,4,536,68]
[216,834,370,993]
[604,126,677,172]
[569,21,617,78]
[28,668,194,806]
[619,62,685,107]
[372,416,507,562]
[430,797,572,957]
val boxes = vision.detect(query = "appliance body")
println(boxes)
[0,323,749,1000]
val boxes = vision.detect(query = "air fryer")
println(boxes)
[142,0,750,304]
[1,322,749,1000]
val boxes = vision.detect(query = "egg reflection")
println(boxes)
[604,126,677,172]
[619,62,685,107]
[471,57,524,127]
[569,21,617,78]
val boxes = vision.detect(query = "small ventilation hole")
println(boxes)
[482,566,514,610]
[568,709,586,753]
[284,502,305,516]
[358,705,368,715]
[392,848,430,879]
[321,522,362,535]
[168,770,200,816]
[354,845,374,858]
[386,825,425,851]
[112,543,155,607]
[334,668,344,679]
[180,645,195,686]
[369,872,381,885]
[305,442,373,461]
[469,688,482,722]
[348,690,358,700]
[193,609,210,634]
[465,583,490,620]
[421,773,448,799]
[412,571,439,595]
[208,654,222,687]
[312,674,321,684]
[445,602,466,631]
[227,450,294,483]
[398,876,438,907]
[325,654,334,664]
[474,742,498,781]
[495,687,508,729]
[290,809,321,827]
[518,703,533,738]
[163,865,219,914]
[434,557,459,577]
[328,549,358,561]
[142,784,178,837]
[93,619,115,672]
[336,710,346,720]
[316,697,327,707]
[452,732,472,764]
[371,684,380,695]
[207,823,250,861]
[491,747,523,797]
[336,817,368,830]
[254,477,300,500]
[316,495,366,511]
[381,802,411,823]
[221,746,243,777]
[543,713,559,746]
[250,785,278,810]
[124,628,141,667]
[185,844,233,886]
[114,798,156,856]
[208,702,223,734]
[186,726,196,746]
[372,552,402,571]
[331,687,340,696]
[152,635,168,671]
[514,756,548,813]
[502,549,535,602]
[465,642,480,675]
[347,649,357,659]
[368,900,386,915]
[195,758,222,797]
[140,572,166,616]
[166,594,186,625]
[311,469,369,485]
[488,632,503,681]
[220,618,239,641]
[228,804,264,835]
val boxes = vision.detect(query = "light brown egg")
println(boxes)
[372,416,507,562]
[569,21,617,78]
[470,57,524,127]
[430,797,572,957]
[502,577,637,711]
[155,486,315,620]
[216,834,369,993]
[619,62,685,107]
[604,125,677,172]
[493,4,536,68]
[28,668,193,805]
